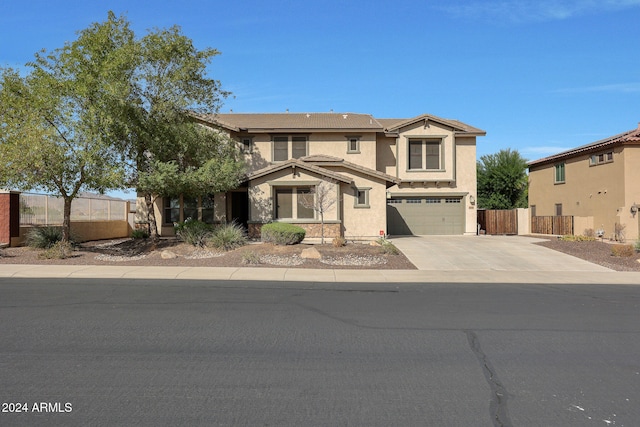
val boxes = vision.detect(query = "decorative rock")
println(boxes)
[300,246,322,259]
[161,250,178,259]
[369,240,382,246]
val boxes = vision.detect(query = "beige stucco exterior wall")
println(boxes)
[394,122,456,182]
[384,133,478,235]
[248,166,388,239]
[248,168,340,224]
[529,146,639,240]
[622,146,640,240]
[16,221,130,245]
[376,136,397,176]
[328,166,388,239]
[237,131,378,173]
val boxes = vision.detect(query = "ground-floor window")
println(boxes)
[163,195,216,224]
[275,187,314,219]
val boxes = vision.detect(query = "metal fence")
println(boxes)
[19,193,127,225]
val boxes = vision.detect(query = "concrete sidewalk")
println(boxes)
[2,263,640,285]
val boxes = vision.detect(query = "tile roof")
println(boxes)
[196,112,485,135]
[528,123,640,167]
[202,113,382,131]
[299,156,401,185]
[247,159,353,183]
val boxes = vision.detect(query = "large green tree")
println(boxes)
[1,12,245,240]
[112,16,244,237]
[477,148,529,209]
[0,14,134,241]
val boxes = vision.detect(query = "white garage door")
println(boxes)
[387,197,464,235]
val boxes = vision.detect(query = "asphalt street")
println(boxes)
[1,278,639,426]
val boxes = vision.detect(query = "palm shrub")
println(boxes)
[208,222,247,251]
[174,220,213,247]
[26,226,67,248]
[260,223,306,245]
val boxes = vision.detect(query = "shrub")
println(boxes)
[208,222,247,251]
[131,229,149,239]
[611,244,634,257]
[635,240,640,253]
[376,237,400,255]
[332,236,346,247]
[560,234,595,242]
[174,220,213,247]
[260,223,306,245]
[241,251,261,265]
[26,226,67,249]
[38,241,74,259]
[583,228,595,238]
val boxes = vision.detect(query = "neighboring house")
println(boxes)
[141,112,485,239]
[528,123,640,241]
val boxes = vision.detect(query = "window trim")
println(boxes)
[240,136,253,154]
[271,135,309,162]
[273,185,316,220]
[354,187,371,209]
[406,137,445,172]
[163,195,216,225]
[555,203,563,216]
[554,162,565,184]
[589,151,614,166]
[346,135,361,154]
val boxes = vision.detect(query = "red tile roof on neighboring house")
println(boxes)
[528,123,640,167]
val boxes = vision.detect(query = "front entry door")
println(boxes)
[230,191,249,230]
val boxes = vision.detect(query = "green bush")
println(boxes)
[260,223,306,245]
[26,226,67,249]
[131,229,149,239]
[208,222,247,251]
[174,220,213,247]
[376,237,400,255]
[635,240,640,253]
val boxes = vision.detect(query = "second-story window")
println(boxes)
[408,139,441,170]
[273,137,288,161]
[346,136,360,153]
[554,163,565,184]
[272,136,308,162]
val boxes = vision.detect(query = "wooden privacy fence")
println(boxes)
[531,216,574,235]
[477,209,518,235]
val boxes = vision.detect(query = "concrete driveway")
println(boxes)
[390,235,611,272]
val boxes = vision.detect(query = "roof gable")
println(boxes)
[247,159,352,183]
[383,113,486,135]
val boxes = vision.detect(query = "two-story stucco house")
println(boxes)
[144,112,485,239]
[528,124,640,241]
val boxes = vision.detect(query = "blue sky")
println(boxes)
[2,0,639,198]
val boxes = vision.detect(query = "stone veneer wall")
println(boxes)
[248,222,341,239]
